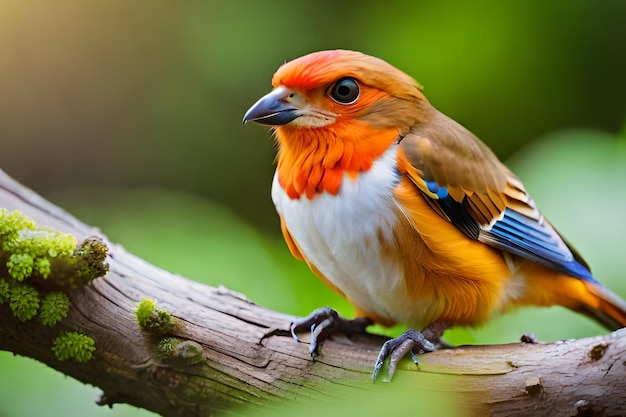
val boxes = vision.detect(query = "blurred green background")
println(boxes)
[1,0,625,416]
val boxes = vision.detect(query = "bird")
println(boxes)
[243,49,626,381]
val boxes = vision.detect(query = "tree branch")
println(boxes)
[0,168,624,417]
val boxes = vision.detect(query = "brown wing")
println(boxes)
[399,110,531,229]
[398,110,594,281]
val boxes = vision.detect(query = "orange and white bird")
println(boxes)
[243,50,626,380]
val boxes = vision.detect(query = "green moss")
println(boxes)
[2,228,77,269]
[135,298,156,322]
[52,331,95,362]
[1,207,106,363]
[0,208,36,236]
[157,336,183,358]
[9,284,40,321]
[7,253,34,281]
[71,237,109,286]
[39,292,70,326]
[135,299,176,334]
[0,209,108,289]
[35,257,51,278]
[0,278,9,303]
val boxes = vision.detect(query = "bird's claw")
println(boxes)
[290,307,372,359]
[372,328,436,382]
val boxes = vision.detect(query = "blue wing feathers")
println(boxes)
[423,180,597,283]
[483,208,596,282]
[426,180,449,198]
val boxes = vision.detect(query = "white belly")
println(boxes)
[272,144,425,324]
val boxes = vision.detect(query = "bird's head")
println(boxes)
[243,50,434,199]
[243,50,430,134]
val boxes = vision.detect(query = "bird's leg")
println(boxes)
[290,306,373,359]
[372,321,450,382]
[422,321,452,349]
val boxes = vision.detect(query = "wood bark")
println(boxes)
[0,168,624,417]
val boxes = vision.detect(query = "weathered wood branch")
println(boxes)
[0,168,625,417]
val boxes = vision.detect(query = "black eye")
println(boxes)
[330,77,359,104]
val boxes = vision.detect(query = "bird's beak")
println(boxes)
[243,86,301,126]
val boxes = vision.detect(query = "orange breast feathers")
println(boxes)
[274,121,398,200]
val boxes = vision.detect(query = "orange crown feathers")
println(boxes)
[272,50,426,102]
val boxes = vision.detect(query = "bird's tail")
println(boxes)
[579,281,626,330]
[516,263,626,331]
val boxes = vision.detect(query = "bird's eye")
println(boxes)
[330,77,359,104]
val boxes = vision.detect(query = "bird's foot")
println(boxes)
[372,322,450,382]
[290,306,372,359]
[372,329,436,381]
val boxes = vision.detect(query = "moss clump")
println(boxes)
[0,209,109,324]
[39,237,109,289]
[1,209,77,284]
[135,299,176,334]
[0,209,108,289]
[52,331,96,362]
[35,257,51,279]
[158,336,183,359]
[72,237,109,286]
[0,209,36,236]
[9,284,40,321]
[39,292,70,326]
[0,209,107,360]
[7,253,35,281]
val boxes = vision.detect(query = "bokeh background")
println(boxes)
[1,0,625,416]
